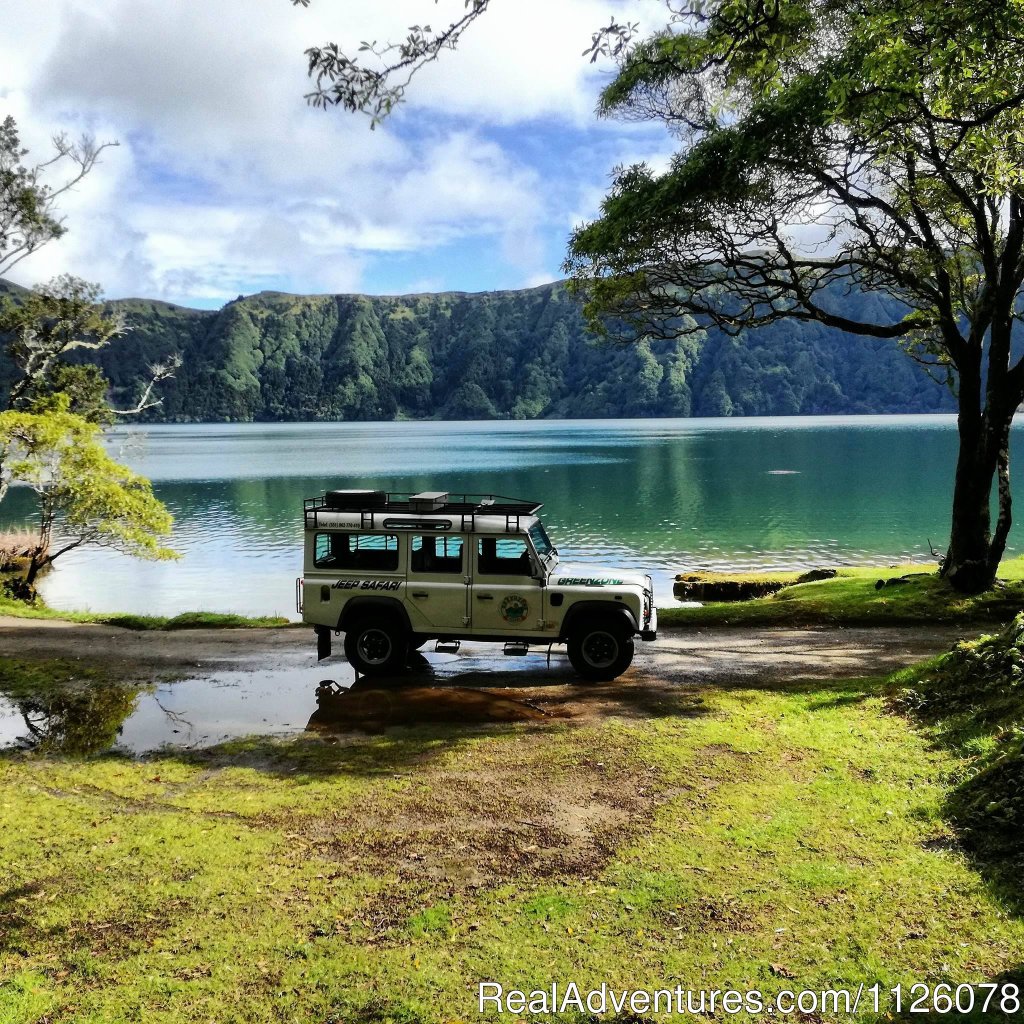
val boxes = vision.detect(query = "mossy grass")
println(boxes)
[674,569,808,602]
[1,656,1022,1021]
[662,557,1024,627]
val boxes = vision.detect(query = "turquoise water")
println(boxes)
[1,416,1007,617]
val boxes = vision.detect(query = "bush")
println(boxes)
[893,613,1024,735]
[893,613,1024,870]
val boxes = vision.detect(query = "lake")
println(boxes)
[2,415,1011,617]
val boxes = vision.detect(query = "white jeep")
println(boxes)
[297,490,657,681]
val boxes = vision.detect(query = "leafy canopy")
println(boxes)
[0,394,177,566]
[0,115,116,277]
[0,275,127,414]
[289,0,636,126]
[567,0,1024,381]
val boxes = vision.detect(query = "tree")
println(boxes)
[294,1,1024,593]
[563,0,1024,593]
[0,275,181,577]
[0,394,177,591]
[0,118,178,601]
[0,114,116,277]
[0,275,180,418]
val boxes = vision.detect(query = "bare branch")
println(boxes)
[111,355,182,417]
[293,0,490,125]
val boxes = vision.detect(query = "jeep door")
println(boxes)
[405,534,469,629]
[470,536,543,633]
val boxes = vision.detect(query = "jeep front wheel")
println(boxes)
[567,621,634,681]
[344,618,408,676]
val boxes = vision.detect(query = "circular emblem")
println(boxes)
[500,594,530,624]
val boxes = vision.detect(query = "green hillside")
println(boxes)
[0,280,954,421]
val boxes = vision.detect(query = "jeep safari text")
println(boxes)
[297,490,657,681]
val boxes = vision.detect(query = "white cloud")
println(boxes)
[396,0,621,125]
[0,0,669,304]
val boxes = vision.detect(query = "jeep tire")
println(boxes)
[344,616,408,676]
[567,619,634,681]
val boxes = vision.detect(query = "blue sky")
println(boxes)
[1,0,673,309]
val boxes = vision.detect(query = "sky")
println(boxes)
[1,0,673,309]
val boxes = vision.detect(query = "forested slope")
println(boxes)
[0,280,954,421]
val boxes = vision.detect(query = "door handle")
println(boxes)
[412,592,429,599]
[476,594,494,600]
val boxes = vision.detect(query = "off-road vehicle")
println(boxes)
[297,490,657,681]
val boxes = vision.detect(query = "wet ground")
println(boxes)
[0,617,971,755]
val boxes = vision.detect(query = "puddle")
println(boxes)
[0,648,575,755]
[0,666,324,755]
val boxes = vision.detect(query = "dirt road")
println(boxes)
[0,614,969,692]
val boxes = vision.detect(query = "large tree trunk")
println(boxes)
[942,410,1011,594]
[23,551,47,589]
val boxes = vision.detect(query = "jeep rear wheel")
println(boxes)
[344,618,408,676]
[567,621,634,681]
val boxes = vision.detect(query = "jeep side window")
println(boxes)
[314,533,399,571]
[477,537,533,576]
[411,535,464,574]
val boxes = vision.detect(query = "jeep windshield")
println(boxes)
[528,522,556,560]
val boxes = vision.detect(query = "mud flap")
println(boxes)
[315,626,332,661]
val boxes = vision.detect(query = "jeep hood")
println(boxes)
[548,561,649,590]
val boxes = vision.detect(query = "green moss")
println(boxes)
[673,569,806,601]
[162,611,293,630]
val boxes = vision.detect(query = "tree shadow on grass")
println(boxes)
[0,882,62,955]
[943,790,1024,919]
[866,963,1024,1022]
[888,639,1024,921]
[338,996,658,1024]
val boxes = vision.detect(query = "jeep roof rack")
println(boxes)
[304,490,543,534]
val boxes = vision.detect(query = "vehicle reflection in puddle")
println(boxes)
[0,647,574,755]
[308,677,553,732]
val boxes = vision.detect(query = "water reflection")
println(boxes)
[0,653,569,755]
[0,681,143,755]
[0,661,322,755]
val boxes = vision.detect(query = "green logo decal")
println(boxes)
[556,577,623,586]
[500,595,530,624]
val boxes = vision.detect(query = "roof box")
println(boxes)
[324,489,387,510]
[408,491,449,512]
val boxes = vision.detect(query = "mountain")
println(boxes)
[0,279,955,421]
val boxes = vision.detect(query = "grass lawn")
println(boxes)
[661,557,1024,627]
[1,662,1022,1022]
